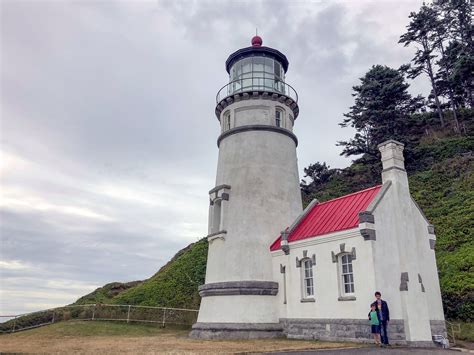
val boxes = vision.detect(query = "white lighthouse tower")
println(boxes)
[191,36,303,338]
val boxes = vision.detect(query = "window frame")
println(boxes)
[275,108,284,128]
[339,253,355,296]
[223,110,231,131]
[301,258,314,299]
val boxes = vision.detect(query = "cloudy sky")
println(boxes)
[0,0,428,315]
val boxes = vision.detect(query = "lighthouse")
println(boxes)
[191,36,303,339]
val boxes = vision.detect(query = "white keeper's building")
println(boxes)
[190,36,446,347]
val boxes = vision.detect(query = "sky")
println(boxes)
[0,0,428,315]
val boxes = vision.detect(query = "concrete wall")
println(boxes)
[220,100,294,132]
[272,229,377,320]
[410,202,445,322]
[198,98,302,326]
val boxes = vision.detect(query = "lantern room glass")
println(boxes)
[229,57,286,95]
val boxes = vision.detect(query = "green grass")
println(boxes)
[2,320,189,338]
[455,321,474,342]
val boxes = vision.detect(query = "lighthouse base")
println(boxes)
[189,322,284,339]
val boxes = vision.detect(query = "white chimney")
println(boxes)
[378,140,408,186]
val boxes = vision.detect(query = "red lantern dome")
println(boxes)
[251,35,262,47]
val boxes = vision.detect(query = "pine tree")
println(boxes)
[338,65,423,158]
[399,4,446,126]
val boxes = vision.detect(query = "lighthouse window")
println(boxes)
[274,62,282,78]
[340,254,355,294]
[275,109,283,127]
[223,111,231,131]
[302,259,314,298]
[228,57,286,96]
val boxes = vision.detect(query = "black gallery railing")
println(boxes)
[216,77,298,104]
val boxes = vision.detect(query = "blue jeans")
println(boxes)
[380,320,389,344]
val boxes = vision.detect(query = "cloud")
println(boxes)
[1,0,426,315]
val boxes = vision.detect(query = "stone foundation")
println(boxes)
[190,322,284,339]
[280,318,407,344]
[430,320,447,337]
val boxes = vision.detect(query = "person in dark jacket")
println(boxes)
[371,291,390,346]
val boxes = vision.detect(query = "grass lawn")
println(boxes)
[0,320,362,354]
[457,321,474,342]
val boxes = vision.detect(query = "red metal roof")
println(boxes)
[270,185,382,251]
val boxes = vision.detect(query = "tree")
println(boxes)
[399,4,446,126]
[338,65,423,159]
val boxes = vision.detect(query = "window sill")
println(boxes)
[338,296,356,301]
[300,298,315,303]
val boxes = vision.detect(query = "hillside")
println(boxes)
[72,133,473,321]
[74,238,208,309]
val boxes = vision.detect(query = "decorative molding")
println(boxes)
[215,90,299,120]
[209,184,231,195]
[331,244,356,262]
[400,272,409,291]
[296,250,316,267]
[358,211,374,223]
[198,281,278,297]
[206,230,227,242]
[360,229,376,241]
[377,139,405,148]
[221,193,230,201]
[338,296,356,301]
[217,124,298,147]
[281,230,290,255]
[382,166,406,173]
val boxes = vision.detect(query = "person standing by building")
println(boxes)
[368,304,382,345]
[372,291,390,346]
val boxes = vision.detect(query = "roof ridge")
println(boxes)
[314,185,382,207]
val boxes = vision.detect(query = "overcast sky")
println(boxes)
[0,0,428,315]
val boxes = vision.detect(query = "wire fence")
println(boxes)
[0,304,199,334]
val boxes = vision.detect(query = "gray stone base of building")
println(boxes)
[406,341,437,347]
[280,318,407,345]
[430,320,447,337]
[190,322,284,339]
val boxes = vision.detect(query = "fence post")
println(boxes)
[11,316,16,333]
[162,308,166,328]
[52,311,55,324]
[92,304,96,321]
[127,305,131,323]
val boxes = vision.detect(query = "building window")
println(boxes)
[340,254,355,294]
[275,109,283,127]
[303,259,314,298]
[211,199,222,233]
[223,111,231,131]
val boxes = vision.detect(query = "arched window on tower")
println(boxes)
[212,199,222,233]
[223,111,231,132]
[275,108,283,127]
